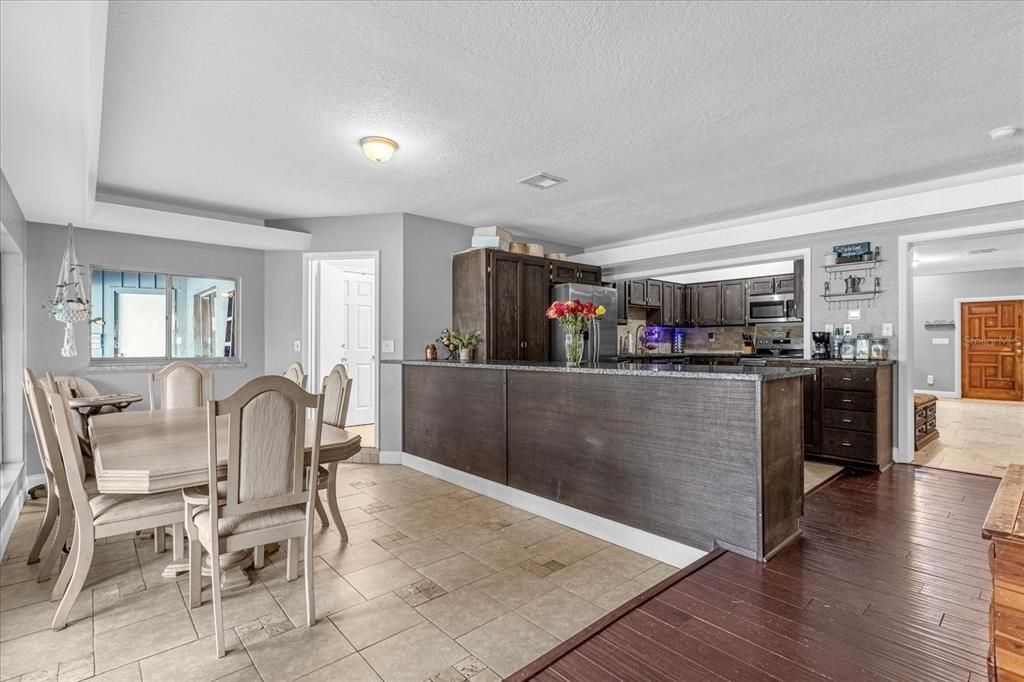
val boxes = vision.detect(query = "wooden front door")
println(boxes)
[962,300,1023,401]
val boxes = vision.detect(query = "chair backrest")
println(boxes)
[321,364,352,429]
[24,373,80,513]
[282,362,307,390]
[23,369,57,480]
[209,375,323,524]
[51,375,101,399]
[45,389,93,525]
[149,361,213,410]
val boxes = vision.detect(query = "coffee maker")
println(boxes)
[811,331,831,359]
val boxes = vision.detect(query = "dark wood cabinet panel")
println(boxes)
[791,260,804,320]
[614,281,628,322]
[821,428,876,462]
[646,280,663,308]
[720,279,747,326]
[519,257,550,361]
[822,366,875,392]
[577,264,602,284]
[822,388,875,412]
[823,408,875,433]
[628,280,647,306]
[803,368,821,454]
[659,283,675,326]
[403,366,507,483]
[696,282,721,326]
[488,252,523,361]
[748,277,775,296]
[774,274,795,294]
[549,261,578,284]
[674,284,685,325]
[684,285,696,326]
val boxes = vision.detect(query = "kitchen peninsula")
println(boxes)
[388,359,813,561]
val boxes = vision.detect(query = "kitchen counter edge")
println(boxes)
[384,359,815,381]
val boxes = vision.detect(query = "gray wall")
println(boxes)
[24,223,267,475]
[1,170,28,252]
[913,267,1024,393]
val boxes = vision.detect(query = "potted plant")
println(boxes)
[546,299,606,366]
[450,330,481,362]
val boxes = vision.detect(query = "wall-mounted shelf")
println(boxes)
[822,290,884,300]
[924,320,955,330]
[823,259,883,274]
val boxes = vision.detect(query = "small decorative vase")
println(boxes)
[564,332,585,366]
[824,251,838,266]
[458,348,473,362]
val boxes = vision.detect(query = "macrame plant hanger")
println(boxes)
[52,222,91,357]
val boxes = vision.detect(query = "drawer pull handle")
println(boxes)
[842,377,852,381]
[842,399,852,403]
[842,418,852,423]
[841,442,852,447]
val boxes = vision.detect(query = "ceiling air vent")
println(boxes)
[967,248,999,255]
[518,172,567,190]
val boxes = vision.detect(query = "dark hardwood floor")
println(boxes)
[510,465,999,682]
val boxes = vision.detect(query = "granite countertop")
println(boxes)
[617,351,748,359]
[384,358,814,382]
[764,357,896,366]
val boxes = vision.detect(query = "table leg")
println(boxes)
[326,462,348,543]
[160,523,190,578]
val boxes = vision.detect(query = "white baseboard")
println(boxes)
[399,452,707,568]
[0,465,28,560]
[26,473,46,489]
[914,389,958,399]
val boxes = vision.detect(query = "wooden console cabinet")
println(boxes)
[983,465,1024,680]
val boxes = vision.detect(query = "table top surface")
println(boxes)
[983,464,1024,541]
[68,393,143,408]
[90,406,362,494]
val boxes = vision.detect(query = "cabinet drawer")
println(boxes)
[822,428,876,462]
[915,403,936,424]
[821,367,875,392]
[823,408,874,433]
[823,389,876,412]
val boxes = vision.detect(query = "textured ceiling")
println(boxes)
[912,231,1024,276]
[98,1,1024,247]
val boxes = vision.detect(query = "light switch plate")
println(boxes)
[382,339,395,353]
[293,339,301,352]
[932,337,950,345]
[848,309,861,321]
[882,322,893,337]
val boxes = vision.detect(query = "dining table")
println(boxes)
[89,406,362,590]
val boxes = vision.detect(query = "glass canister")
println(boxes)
[671,328,685,354]
[840,335,856,360]
[870,337,889,360]
[855,333,871,361]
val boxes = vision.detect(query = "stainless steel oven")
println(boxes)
[747,293,800,323]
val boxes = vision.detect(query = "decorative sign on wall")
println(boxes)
[833,241,872,263]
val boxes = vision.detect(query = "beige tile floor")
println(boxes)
[0,463,679,682]
[914,397,1024,478]
[804,460,844,492]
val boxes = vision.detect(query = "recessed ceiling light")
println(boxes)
[359,136,399,163]
[518,172,567,190]
[967,248,999,255]
[988,126,1020,141]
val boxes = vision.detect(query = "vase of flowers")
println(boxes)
[449,330,481,362]
[545,299,606,366]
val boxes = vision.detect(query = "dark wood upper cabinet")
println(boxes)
[683,285,696,326]
[674,284,685,325]
[748,277,775,296]
[519,257,550,361]
[695,282,721,326]
[646,280,663,308]
[791,260,804,320]
[628,280,647,306]
[577,264,602,284]
[659,283,675,326]
[453,249,598,362]
[549,261,578,284]
[614,281,628,322]
[720,279,747,326]
[774,274,795,294]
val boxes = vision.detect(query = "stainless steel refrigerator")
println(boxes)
[550,283,618,363]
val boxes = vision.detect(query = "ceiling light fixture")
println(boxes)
[518,172,567,189]
[359,136,399,163]
[988,126,1020,141]
[967,248,999,255]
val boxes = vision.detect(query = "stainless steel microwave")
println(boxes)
[747,293,801,323]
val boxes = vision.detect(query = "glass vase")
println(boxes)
[564,331,585,366]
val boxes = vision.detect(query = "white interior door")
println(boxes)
[342,267,375,425]
[315,259,375,426]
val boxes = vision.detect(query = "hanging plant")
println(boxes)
[50,223,92,357]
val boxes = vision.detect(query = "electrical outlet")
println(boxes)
[843,324,853,336]
[382,339,395,353]
[882,322,893,337]
[293,339,301,352]
[848,308,861,321]
[927,374,934,385]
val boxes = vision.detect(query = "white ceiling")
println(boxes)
[93,1,1024,247]
[912,231,1024,276]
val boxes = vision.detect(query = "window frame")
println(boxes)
[88,264,244,370]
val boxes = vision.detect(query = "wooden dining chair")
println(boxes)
[184,375,324,657]
[282,362,307,390]
[50,375,114,460]
[45,388,186,630]
[22,369,74,580]
[312,365,352,540]
[148,360,213,411]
